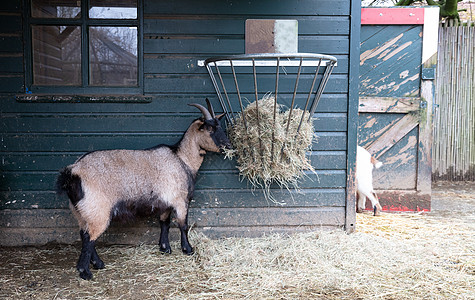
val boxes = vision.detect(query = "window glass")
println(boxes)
[31,0,81,18]
[32,25,81,85]
[89,0,137,19]
[89,26,138,86]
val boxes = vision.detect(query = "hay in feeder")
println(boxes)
[224,94,315,194]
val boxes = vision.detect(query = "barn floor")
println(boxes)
[0,182,474,299]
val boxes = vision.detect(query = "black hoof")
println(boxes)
[92,259,105,270]
[160,247,172,254]
[182,247,194,255]
[78,268,93,280]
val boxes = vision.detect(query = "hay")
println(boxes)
[224,94,315,197]
[1,187,474,299]
[1,212,474,299]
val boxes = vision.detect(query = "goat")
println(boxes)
[356,145,383,216]
[56,99,231,280]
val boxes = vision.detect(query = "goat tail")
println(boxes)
[56,167,84,206]
[370,156,383,169]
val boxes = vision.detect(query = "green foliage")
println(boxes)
[394,0,464,21]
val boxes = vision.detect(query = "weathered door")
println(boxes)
[358,7,439,211]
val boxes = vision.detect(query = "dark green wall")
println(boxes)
[0,0,360,245]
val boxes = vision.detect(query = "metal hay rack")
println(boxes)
[199,53,337,162]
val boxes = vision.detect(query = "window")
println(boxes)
[25,0,142,94]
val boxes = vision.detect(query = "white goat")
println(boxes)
[356,146,383,216]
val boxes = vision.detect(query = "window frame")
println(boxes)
[23,0,143,95]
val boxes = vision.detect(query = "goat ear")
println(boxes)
[216,112,226,120]
[195,118,205,131]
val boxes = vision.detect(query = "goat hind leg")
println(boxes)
[366,191,382,216]
[159,209,172,254]
[80,230,105,270]
[356,191,366,213]
[77,230,97,280]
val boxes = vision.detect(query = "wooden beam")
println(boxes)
[365,113,419,158]
[359,96,421,113]
[361,7,425,25]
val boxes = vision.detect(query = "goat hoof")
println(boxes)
[160,247,172,254]
[182,247,194,255]
[92,260,105,270]
[373,205,382,216]
[356,208,364,213]
[78,268,93,280]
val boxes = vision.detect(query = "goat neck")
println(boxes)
[176,121,206,174]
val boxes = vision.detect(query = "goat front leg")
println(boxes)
[159,209,172,254]
[175,205,193,255]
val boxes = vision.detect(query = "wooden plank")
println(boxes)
[0,228,78,246]
[361,8,425,25]
[0,36,23,53]
[144,37,349,55]
[0,14,22,33]
[0,56,23,73]
[0,188,346,210]
[0,206,345,229]
[358,97,421,113]
[0,1,21,12]
[0,151,346,172]
[1,112,348,133]
[144,0,350,16]
[1,132,348,152]
[364,113,419,158]
[359,25,422,97]
[0,224,344,246]
[1,94,349,113]
[144,16,350,36]
[143,55,349,75]
[0,75,23,93]
[345,0,361,233]
[0,170,346,192]
[371,128,418,190]
[15,95,152,103]
[144,74,348,94]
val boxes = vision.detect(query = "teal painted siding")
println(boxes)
[0,0,360,245]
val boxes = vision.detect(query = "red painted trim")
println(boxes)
[361,7,425,25]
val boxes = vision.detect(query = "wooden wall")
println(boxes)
[0,0,360,246]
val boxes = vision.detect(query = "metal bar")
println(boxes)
[284,57,303,135]
[271,57,280,162]
[203,53,337,66]
[308,62,336,122]
[230,60,247,130]
[280,57,304,162]
[199,59,336,67]
[205,63,231,124]
[214,61,236,124]
[252,58,264,161]
[297,58,322,134]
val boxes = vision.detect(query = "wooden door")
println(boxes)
[358,7,439,212]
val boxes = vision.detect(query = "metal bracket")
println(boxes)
[419,100,427,109]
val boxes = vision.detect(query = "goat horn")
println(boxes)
[189,103,212,120]
[205,98,216,118]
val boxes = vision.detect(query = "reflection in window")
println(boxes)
[89,0,137,19]
[32,25,81,85]
[31,0,81,18]
[89,26,138,86]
